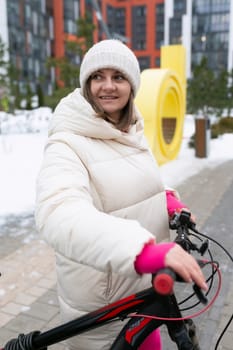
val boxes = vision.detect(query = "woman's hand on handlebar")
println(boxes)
[134,239,207,292]
[165,244,208,291]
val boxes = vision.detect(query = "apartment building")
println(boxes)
[164,0,233,77]
[0,0,232,96]
[0,0,82,95]
[0,0,166,95]
[94,0,165,70]
[191,0,233,73]
[93,0,233,77]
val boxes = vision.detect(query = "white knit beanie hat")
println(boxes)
[79,39,141,96]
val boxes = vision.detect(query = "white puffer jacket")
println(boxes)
[35,88,170,349]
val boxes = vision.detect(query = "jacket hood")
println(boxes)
[48,88,148,150]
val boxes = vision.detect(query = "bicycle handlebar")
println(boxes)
[153,267,176,295]
[152,210,209,304]
[152,264,208,304]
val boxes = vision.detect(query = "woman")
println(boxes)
[35,39,207,349]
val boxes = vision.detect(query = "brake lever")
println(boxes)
[193,283,208,305]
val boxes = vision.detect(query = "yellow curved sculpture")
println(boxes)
[135,45,186,165]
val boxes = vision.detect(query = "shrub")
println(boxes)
[211,117,233,138]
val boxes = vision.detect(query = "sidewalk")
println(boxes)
[0,160,233,349]
[162,159,233,350]
[0,220,64,348]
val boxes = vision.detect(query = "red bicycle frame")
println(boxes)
[3,284,197,350]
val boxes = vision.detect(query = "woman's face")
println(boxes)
[90,68,131,123]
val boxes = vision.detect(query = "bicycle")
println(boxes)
[2,211,232,350]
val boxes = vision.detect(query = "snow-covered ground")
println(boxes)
[0,109,232,218]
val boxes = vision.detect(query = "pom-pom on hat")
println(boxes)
[79,39,141,96]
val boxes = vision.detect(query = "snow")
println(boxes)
[0,110,232,217]
[0,107,52,217]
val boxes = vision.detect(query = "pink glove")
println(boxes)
[166,190,187,217]
[134,242,176,274]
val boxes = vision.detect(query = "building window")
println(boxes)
[192,0,230,72]
[155,3,164,49]
[132,6,146,50]
[169,0,186,44]
[32,12,38,35]
[49,17,54,39]
[211,13,229,31]
[193,0,211,14]
[107,5,126,38]
[63,0,78,34]
[137,56,150,71]
[174,0,186,14]
[155,57,160,67]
